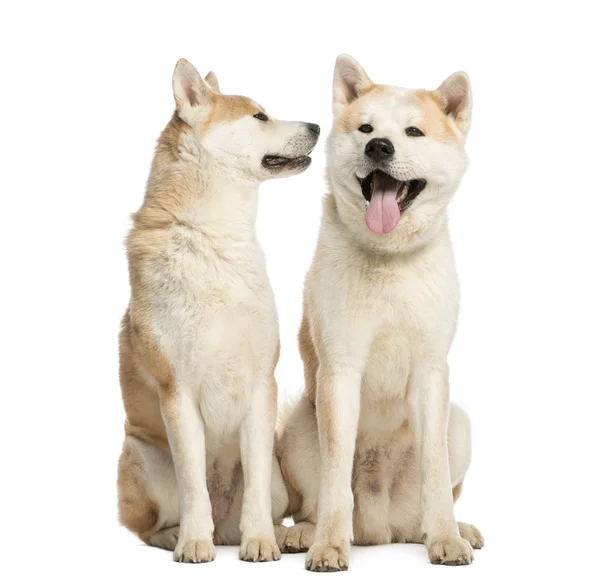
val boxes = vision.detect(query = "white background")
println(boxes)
[1,1,599,585]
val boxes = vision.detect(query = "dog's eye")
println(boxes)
[358,124,373,134]
[405,126,424,137]
[254,113,269,122]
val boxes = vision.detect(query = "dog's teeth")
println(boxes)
[396,183,409,203]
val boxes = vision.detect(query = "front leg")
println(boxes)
[306,363,362,572]
[239,376,281,562]
[411,363,473,565]
[160,384,215,563]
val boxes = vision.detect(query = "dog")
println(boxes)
[117,58,319,563]
[277,54,483,570]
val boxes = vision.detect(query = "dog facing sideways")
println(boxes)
[117,59,319,563]
[277,55,484,570]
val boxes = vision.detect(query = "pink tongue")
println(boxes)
[365,183,400,234]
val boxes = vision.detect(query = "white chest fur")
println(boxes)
[137,223,279,442]
[309,222,459,435]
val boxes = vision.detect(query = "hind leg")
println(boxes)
[280,521,316,553]
[212,444,289,549]
[272,445,292,550]
[457,522,485,549]
[447,404,484,549]
[118,435,180,549]
[389,404,483,556]
[448,407,485,550]
[276,395,321,553]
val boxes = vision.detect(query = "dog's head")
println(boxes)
[172,59,319,182]
[327,55,471,252]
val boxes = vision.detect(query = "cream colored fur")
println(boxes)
[117,59,318,563]
[277,55,483,571]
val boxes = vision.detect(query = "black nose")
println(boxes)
[365,138,394,162]
[306,122,320,136]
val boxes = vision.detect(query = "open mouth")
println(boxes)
[357,170,427,234]
[262,155,311,172]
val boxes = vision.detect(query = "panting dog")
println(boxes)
[277,54,483,571]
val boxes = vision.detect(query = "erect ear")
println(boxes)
[204,71,220,93]
[172,58,214,125]
[333,54,374,116]
[435,72,472,135]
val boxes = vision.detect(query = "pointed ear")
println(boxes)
[435,72,472,135]
[204,71,220,93]
[172,58,214,124]
[333,54,374,116]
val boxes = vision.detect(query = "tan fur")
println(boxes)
[127,113,195,237]
[117,439,160,539]
[335,85,380,133]
[452,481,463,502]
[298,310,318,404]
[412,90,457,143]
[210,94,260,124]
[119,312,170,451]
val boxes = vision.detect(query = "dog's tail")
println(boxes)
[276,388,303,440]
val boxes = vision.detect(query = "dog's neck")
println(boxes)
[136,114,260,242]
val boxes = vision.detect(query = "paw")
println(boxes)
[306,542,349,572]
[282,521,315,553]
[240,537,281,562]
[427,534,473,566]
[149,526,179,551]
[458,522,485,549]
[173,538,215,563]
[274,524,288,551]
